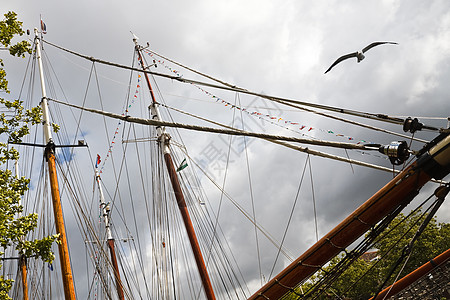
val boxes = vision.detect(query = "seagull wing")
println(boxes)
[324,52,359,74]
[362,41,398,53]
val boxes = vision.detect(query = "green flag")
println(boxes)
[176,158,188,172]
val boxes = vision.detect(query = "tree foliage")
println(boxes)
[0,11,58,300]
[285,209,450,299]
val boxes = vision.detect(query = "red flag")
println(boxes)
[95,154,101,168]
[40,19,47,34]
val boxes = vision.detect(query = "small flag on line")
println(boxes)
[95,154,101,168]
[176,158,188,172]
[40,19,47,34]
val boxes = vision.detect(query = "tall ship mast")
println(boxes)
[2,18,449,300]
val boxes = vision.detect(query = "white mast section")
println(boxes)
[34,28,53,144]
[95,169,113,240]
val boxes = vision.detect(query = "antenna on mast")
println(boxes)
[130,31,139,42]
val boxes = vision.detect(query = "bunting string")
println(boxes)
[99,50,386,170]
[99,74,143,172]
[143,49,370,145]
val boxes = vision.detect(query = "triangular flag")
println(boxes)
[40,19,47,34]
[95,154,101,168]
[176,158,188,172]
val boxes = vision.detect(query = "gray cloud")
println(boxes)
[2,1,449,299]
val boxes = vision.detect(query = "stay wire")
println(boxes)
[43,39,440,137]
[308,156,319,242]
[273,98,429,144]
[138,74,244,294]
[121,124,152,296]
[203,92,236,295]
[139,54,229,297]
[158,101,399,175]
[180,148,295,261]
[46,47,134,299]
[145,48,439,133]
[40,48,96,295]
[100,53,153,298]
[337,193,437,299]
[173,142,250,297]
[54,158,115,299]
[301,170,437,298]
[42,46,97,224]
[268,154,310,279]
[372,190,447,299]
[139,56,183,296]
[127,121,154,297]
[236,92,263,285]
[317,191,439,299]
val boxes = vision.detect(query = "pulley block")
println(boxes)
[379,141,410,165]
[403,117,423,133]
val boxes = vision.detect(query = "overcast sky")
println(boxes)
[2,1,450,299]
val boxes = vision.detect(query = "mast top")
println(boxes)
[130,31,139,44]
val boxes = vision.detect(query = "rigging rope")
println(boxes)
[143,49,439,134]
[46,97,375,150]
[371,185,448,299]
[158,102,402,174]
[268,155,310,280]
[42,39,440,134]
[179,148,295,261]
[309,156,319,242]
[146,51,429,145]
[236,93,264,285]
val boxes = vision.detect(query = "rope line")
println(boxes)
[42,39,440,134]
[46,97,375,150]
[144,49,429,144]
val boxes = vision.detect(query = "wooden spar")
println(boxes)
[370,248,450,299]
[370,184,450,299]
[249,132,450,299]
[46,147,77,300]
[95,169,124,300]
[107,239,124,300]
[15,161,29,300]
[133,37,216,300]
[19,255,28,300]
[35,29,76,300]
[163,151,217,300]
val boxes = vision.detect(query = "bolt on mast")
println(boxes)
[133,36,216,300]
[34,28,76,300]
[94,166,124,300]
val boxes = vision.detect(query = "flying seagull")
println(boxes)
[324,41,398,74]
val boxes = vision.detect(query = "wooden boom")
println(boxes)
[249,133,450,299]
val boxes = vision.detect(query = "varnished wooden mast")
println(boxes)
[19,255,28,300]
[34,28,76,300]
[107,240,124,300]
[15,161,29,300]
[133,37,216,300]
[249,133,450,299]
[370,247,450,299]
[95,169,124,300]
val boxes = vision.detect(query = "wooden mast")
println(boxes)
[19,255,28,300]
[34,28,76,300]
[95,168,124,300]
[249,132,450,299]
[370,248,450,299]
[133,37,216,300]
[15,160,29,300]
